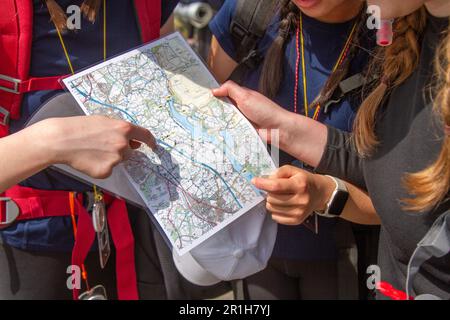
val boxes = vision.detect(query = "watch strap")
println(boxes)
[316,176,348,218]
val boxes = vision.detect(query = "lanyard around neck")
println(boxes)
[53,0,108,75]
[294,12,358,118]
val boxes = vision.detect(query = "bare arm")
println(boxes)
[0,125,51,192]
[341,181,380,225]
[0,116,155,193]
[208,36,238,84]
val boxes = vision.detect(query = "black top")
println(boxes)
[316,13,450,299]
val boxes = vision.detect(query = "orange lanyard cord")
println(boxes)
[299,13,308,117]
[69,192,90,291]
[296,12,358,119]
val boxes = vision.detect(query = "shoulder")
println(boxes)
[209,0,239,60]
[214,0,238,18]
[209,0,279,61]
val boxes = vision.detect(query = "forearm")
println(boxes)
[0,127,50,192]
[277,112,328,168]
[340,181,380,225]
[315,174,380,225]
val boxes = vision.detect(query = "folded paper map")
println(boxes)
[63,32,276,255]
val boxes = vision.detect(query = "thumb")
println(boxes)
[272,165,302,179]
[212,80,247,101]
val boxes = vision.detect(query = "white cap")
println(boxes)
[173,201,277,286]
[172,247,221,286]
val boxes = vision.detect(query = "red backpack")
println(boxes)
[0,0,161,300]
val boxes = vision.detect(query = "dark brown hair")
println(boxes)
[258,0,366,108]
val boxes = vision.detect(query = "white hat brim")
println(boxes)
[172,249,222,286]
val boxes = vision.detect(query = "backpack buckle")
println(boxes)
[0,198,20,229]
[241,50,261,69]
[230,21,247,41]
[0,106,10,126]
[0,74,21,94]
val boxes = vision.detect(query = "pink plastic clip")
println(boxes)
[377,19,394,47]
[376,281,414,300]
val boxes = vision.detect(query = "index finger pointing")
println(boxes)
[127,125,156,149]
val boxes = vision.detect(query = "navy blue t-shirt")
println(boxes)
[1,0,179,251]
[210,0,372,260]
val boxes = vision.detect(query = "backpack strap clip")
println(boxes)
[0,106,10,126]
[230,20,248,43]
[240,49,262,70]
[323,73,365,114]
[0,74,21,95]
[0,197,20,229]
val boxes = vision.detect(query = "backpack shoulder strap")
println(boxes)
[405,209,449,299]
[133,0,162,43]
[228,0,277,84]
[0,0,33,138]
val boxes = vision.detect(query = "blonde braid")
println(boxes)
[352,8,427,157]
[403,21,450,212]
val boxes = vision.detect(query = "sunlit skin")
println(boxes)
[212,82,380,226]
[0,21,177,192]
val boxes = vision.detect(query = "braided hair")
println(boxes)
[259,0,299,99]
[258,0,367,107]
[352,8,428,157]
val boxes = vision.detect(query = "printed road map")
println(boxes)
[63,33,276,255]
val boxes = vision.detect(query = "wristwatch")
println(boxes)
[315,176,349,218]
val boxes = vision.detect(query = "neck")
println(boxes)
[314,1,363,23]
[425,0,450,18]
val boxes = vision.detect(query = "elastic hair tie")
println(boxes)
[279,28,290,40]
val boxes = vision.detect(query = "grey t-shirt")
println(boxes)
[316,14,450,299]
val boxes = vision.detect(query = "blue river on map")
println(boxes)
[166,97,257,184]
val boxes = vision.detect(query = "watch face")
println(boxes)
[328,190,349,216]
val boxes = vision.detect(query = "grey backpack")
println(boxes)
[406,210,450,300]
